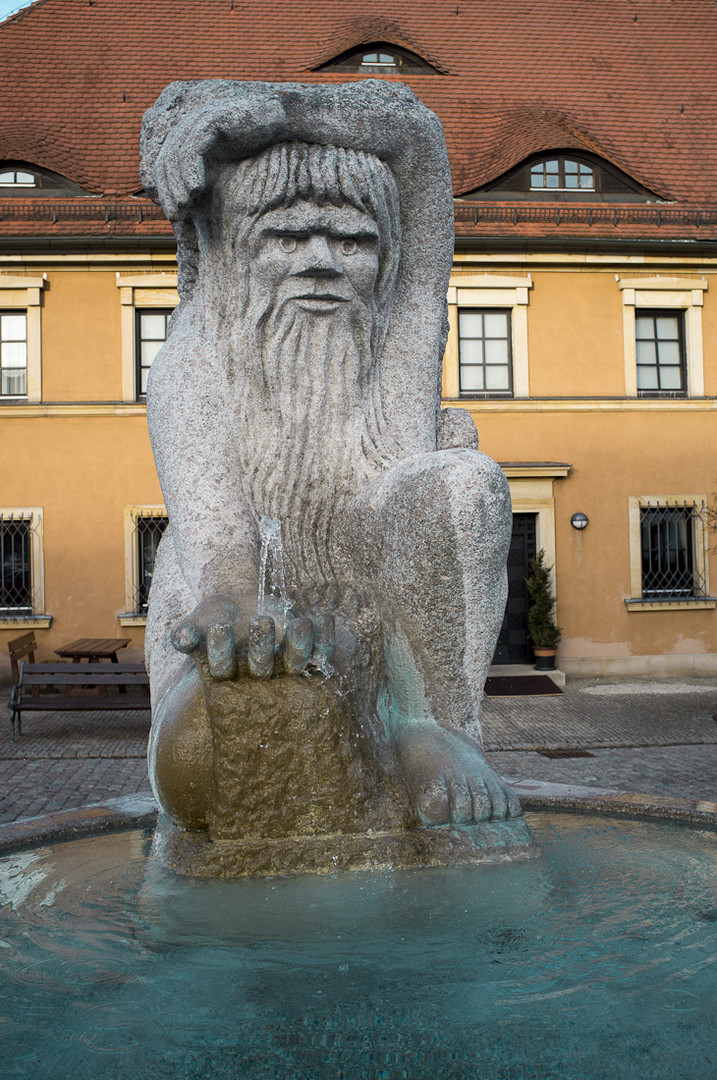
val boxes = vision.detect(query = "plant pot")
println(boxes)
[533,647,557,671]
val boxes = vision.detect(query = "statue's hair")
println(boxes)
[232,142,399,220]
[212,142,402,317]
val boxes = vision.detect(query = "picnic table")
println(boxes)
[54,637,131,663]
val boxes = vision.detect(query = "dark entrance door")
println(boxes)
[492,513,537,665]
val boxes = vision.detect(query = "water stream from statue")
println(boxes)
[258,516,291,633]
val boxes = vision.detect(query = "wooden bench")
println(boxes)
[9,661,151,741]
[8,631,38,685]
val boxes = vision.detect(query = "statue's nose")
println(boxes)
[296,234,341,276]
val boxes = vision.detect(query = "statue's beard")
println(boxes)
[225,291,390,592]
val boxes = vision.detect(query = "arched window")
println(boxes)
[0,169,37,188]
[529,158,594,191]
[315,43,438,74]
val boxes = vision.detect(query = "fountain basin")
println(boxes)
[1,809,716,1079]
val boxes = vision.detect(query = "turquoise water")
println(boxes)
[0,813,716,1080]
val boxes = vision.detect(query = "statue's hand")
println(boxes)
[172,597,335,682]
[152,89,286,220]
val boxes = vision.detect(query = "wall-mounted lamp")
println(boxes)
[570,512,589,531]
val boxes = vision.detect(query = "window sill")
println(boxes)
[459,393,514,400]
[0,614,53,629]
[117,614,148,627]
[625,598,717,612]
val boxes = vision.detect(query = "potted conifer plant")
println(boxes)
[525,549,561,670]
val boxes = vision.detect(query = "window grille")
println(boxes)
[0,311,27,396]
[132,513,168,614]
[640,500,707,600]
[458,309,513,396]
[0,514,35,614]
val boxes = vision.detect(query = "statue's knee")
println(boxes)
[433,448,510,506]
[149,665,212,830]
[371,449,510,531]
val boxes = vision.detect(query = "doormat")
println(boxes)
[484,675,563,697]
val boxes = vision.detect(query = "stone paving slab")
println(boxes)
[482,678,717,750]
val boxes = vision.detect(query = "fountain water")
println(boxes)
[257,516,292,632]
[1,812,716,1079]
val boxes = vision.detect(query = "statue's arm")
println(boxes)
[146,312,260,608]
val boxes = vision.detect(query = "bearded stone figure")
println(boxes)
[140,80,530,875]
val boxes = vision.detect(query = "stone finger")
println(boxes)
[283,617,313,674]
[207,623,237,681]
[248,615,275,679]
[172,621,202,654]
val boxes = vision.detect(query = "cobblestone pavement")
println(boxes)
[483,676,717,802]
[1,677,716,824]
[0,708,151,824]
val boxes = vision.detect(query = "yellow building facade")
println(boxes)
[1,243,715,677]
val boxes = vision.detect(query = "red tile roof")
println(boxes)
[1,0,716,241]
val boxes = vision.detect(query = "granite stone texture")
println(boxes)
[139,80,517,873]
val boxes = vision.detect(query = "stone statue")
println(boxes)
[140,80,530,874]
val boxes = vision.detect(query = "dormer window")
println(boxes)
[315,42,438,75]
[0,162,91,197]
[463,150,659,203]
[530,158,595,191]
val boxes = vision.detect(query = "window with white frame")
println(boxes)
[122,507,168,621]
[116,275,178,402]
[0,311,27,396]
[135,309,172,398]
[619,278,707,398]
[0,508,48,626]
[458,309,513,396]
[444,275,532,400]
[0,277,44,401]
[0,169,36,187]
[530,158,594,191]
[627,496,714,609]
[635,310,686,396]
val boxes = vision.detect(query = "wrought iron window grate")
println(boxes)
[640,500,707,600]
[0,513,36,614]
[133,513,168,614]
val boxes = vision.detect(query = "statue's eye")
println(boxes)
[340,238,358,256]
[278,236,297,253]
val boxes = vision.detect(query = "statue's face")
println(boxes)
[245,199,380,316]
